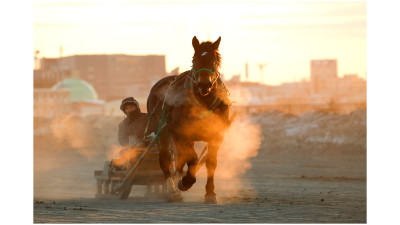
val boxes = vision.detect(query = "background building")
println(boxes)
[310,59,338,95]
[34,77,105,118]
[226,59,366,114]
[35,54,166,101]
[34,89,71,118]
[52,77,99,101]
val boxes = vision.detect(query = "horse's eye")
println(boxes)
[201,52,208,56]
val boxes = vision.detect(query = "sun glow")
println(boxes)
[34,0,366,85]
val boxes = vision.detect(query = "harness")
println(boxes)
[142,65,230,145]
[185,89,222,118]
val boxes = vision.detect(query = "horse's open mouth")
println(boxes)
[199,88,211,96]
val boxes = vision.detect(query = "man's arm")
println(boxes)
[118,122,129,146]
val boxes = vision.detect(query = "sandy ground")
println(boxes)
[34,110,366,223]
[34,153,366,223]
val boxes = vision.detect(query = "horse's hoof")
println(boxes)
[178,180,188,191]
[166,192,183,202]
[173,172,182,186]
[204,194,218,204]
[165,177,176,193]
[178,176,196,191]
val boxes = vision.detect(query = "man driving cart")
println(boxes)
[118,97,152,148]
[94,97,164,199]
[116,97,156,170]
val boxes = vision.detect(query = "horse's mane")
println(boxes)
[191,41,222,70]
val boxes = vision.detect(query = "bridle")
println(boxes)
[183,58,225,113]
[187,60,220,89]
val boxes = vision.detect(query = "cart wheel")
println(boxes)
[119,185,132,199]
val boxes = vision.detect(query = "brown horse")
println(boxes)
[146,36,231,203]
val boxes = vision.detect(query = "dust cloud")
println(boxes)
[192,114,262,198]
[106,145,141,168]
[218,117,262,178]
[48,114,95,159]
[34,107,366,200]
[193,116,262,179]
[34,114,121,199]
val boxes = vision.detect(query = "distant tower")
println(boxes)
[59,45,63,58]
[245,62,249,81]
[257,63,268,83]
[310,59,338,94]
[59,46,64,83]
[34,50,40,70]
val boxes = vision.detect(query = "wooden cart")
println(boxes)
[94,125,208,200]
[94,126,175,199]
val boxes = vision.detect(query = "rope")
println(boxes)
[152,75,181,147]
[186,70,197,84]
[142,110,154,140]
[156,106,168,147]
[142,99,162,140]
[142,74,181,141]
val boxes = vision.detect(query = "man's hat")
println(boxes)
[120,97,139,112]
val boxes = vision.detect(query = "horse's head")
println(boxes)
[191,36,221,96]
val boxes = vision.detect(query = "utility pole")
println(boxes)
[59,45,63,58]
[245,62,249,81]
[34,50,40,70]
[59,45,64,84]
[257,62,268,83]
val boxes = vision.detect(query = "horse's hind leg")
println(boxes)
[158,129,176,194]
[172,138,185,187]
[204,140,222,204]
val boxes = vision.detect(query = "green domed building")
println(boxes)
[52,77,98,102]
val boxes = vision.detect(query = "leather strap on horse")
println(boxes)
[185,89,222,118]
[143,74,183,142]
[156,106,168,147]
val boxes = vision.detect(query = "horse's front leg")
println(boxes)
[177,141,198,191]
[204,140,222,204]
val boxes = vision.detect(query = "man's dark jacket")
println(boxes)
[118,112,149,146]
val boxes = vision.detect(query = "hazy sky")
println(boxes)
[34,0,366,85]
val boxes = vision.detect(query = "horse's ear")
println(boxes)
[212,36,221,50]
[192,36,200,51]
